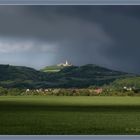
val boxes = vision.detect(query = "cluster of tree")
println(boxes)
[0,76,140,96]
[111,77,140,89]
[0,86,140,96]
[0,87,24,96]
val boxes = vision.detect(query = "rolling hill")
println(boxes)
[43,64,135,88]
[0,64,137,88]
[0,64,47,88]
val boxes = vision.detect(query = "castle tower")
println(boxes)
[57,60,72,67]
[66,60,68,65]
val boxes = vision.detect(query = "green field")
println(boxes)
[0,96,140,134]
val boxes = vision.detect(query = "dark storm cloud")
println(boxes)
[0,5,140,73]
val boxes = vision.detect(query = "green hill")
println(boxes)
[0,64,137,88]
[44,64,135,88]
[0,64,47,88]
[0,65,44,81]
[111,77,140,88]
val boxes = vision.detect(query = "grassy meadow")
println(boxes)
[0,96,140,134]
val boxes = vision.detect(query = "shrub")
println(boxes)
[0,87,8,95]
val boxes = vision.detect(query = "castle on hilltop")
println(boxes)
[57,60,72,67]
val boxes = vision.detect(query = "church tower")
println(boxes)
[65,60,68,65]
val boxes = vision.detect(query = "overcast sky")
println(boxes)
[0,5,140,73]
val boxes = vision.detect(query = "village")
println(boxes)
[24,85,140,96]
[25,87,103,95]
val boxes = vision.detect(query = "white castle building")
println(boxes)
[57,60,72,67]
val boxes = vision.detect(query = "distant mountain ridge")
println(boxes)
[0,64,137,88]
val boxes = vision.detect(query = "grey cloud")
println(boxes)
[0,6,140,73]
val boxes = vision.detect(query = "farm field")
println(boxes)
[0,96,140,134]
